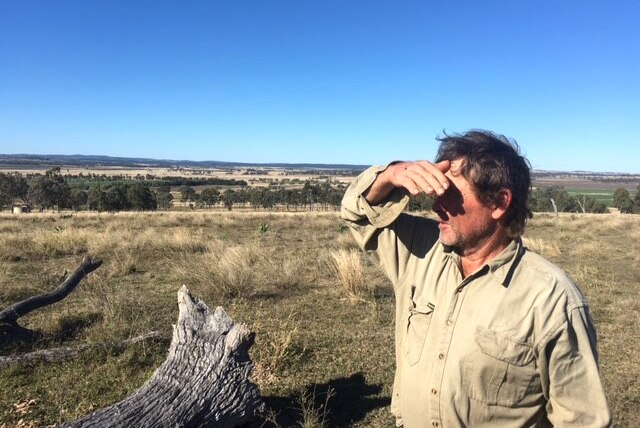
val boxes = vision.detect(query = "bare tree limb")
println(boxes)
[0,257,102,327]
[550,198,558,217]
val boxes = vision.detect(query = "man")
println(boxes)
[340,131,611,427]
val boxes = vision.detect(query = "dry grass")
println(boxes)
[521,237,562,258]
[329,249,372,303]
[0,211,639,427]
[296,387,334,428]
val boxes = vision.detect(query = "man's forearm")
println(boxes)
[363,167,396,205]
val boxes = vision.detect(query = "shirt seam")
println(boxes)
[537,303,589,351]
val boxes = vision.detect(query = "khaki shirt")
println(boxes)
[341,165,611,428]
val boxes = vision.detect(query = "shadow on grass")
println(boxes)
[0,312,102,355]
[51,312,103,342]
[251,372,390,427]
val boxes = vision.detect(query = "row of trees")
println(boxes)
[529,185,640,214]
[529,186,608,214]
[1,169,158,212]
[2,169,640,214]
[178,182,347,211]
[0,169,348,212]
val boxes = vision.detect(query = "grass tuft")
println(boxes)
[329,249,372,302]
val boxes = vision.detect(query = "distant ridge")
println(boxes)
[0,153,369,171]
[1,154,639,177]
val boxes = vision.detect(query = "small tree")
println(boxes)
[27,167,70,211]
[529,186,578,213]
[619,197,635,214]
[128,183,157,211]
[612,188,632,209]
[180,186,197,204]
[222,189,236,211]
[87,186,107,212]
[69,189,88,211]
[200,188,220,208]
[575,194,608,214]
[105,185,130,212]
[156,191,173,210]
[408,194,434,212]
[0,173,11,210]
[0,173,29,210]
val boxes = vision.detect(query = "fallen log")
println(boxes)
[62,285,262,428]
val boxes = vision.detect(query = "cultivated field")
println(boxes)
[0,165,357,188]
[0,211,639,427]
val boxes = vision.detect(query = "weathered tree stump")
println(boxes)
[62,285,262,428]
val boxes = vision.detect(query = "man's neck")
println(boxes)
[458,231,512,278]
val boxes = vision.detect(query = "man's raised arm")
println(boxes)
[340,159,450,287]
[363,160,451,205]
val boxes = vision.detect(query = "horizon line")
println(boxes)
[1,152,639,176]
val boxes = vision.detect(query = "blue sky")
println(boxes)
[1,1,639,172]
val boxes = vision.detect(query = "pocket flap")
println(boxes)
[412,300,435,315]
[474,327,534,366]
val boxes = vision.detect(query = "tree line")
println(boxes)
[0,168,158,212]
[0,168,348,212]
[179,182,347,211]
[529,185,640,214]
[1,168,639,214]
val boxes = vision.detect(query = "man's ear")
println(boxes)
[491,189,512,221]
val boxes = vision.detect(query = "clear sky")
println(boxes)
[1,1,639,172]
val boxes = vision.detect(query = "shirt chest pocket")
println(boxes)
[403,298,435,366]
[464,327,538,407]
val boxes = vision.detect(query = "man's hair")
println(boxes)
[435,130,533,237]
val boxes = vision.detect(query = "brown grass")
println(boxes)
[0,211,639,427]
[329,249,372,302]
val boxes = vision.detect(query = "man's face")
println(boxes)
[432,159,497,252]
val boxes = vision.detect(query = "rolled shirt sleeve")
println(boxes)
[340,165,436,287]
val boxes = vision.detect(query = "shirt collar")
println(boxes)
[487,238,523,286]
[442,238,523,286]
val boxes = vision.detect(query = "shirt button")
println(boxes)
[438,353,445,360]
[446,319,453,326]
[431,388,438,395]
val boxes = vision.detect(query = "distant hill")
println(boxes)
[1,154,638,181]
[0,153,369,171]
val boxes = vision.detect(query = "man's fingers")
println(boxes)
[413,162,450,195]
[391,161,451,196]
[404,170,435,195]
[435,160,451,173]
[396,175,420,195]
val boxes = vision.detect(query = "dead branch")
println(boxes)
[0,257,102,330]
[0,331,163,369]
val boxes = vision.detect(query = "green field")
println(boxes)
[565,188,636,207]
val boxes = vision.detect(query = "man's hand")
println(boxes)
[364,160,451,205]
